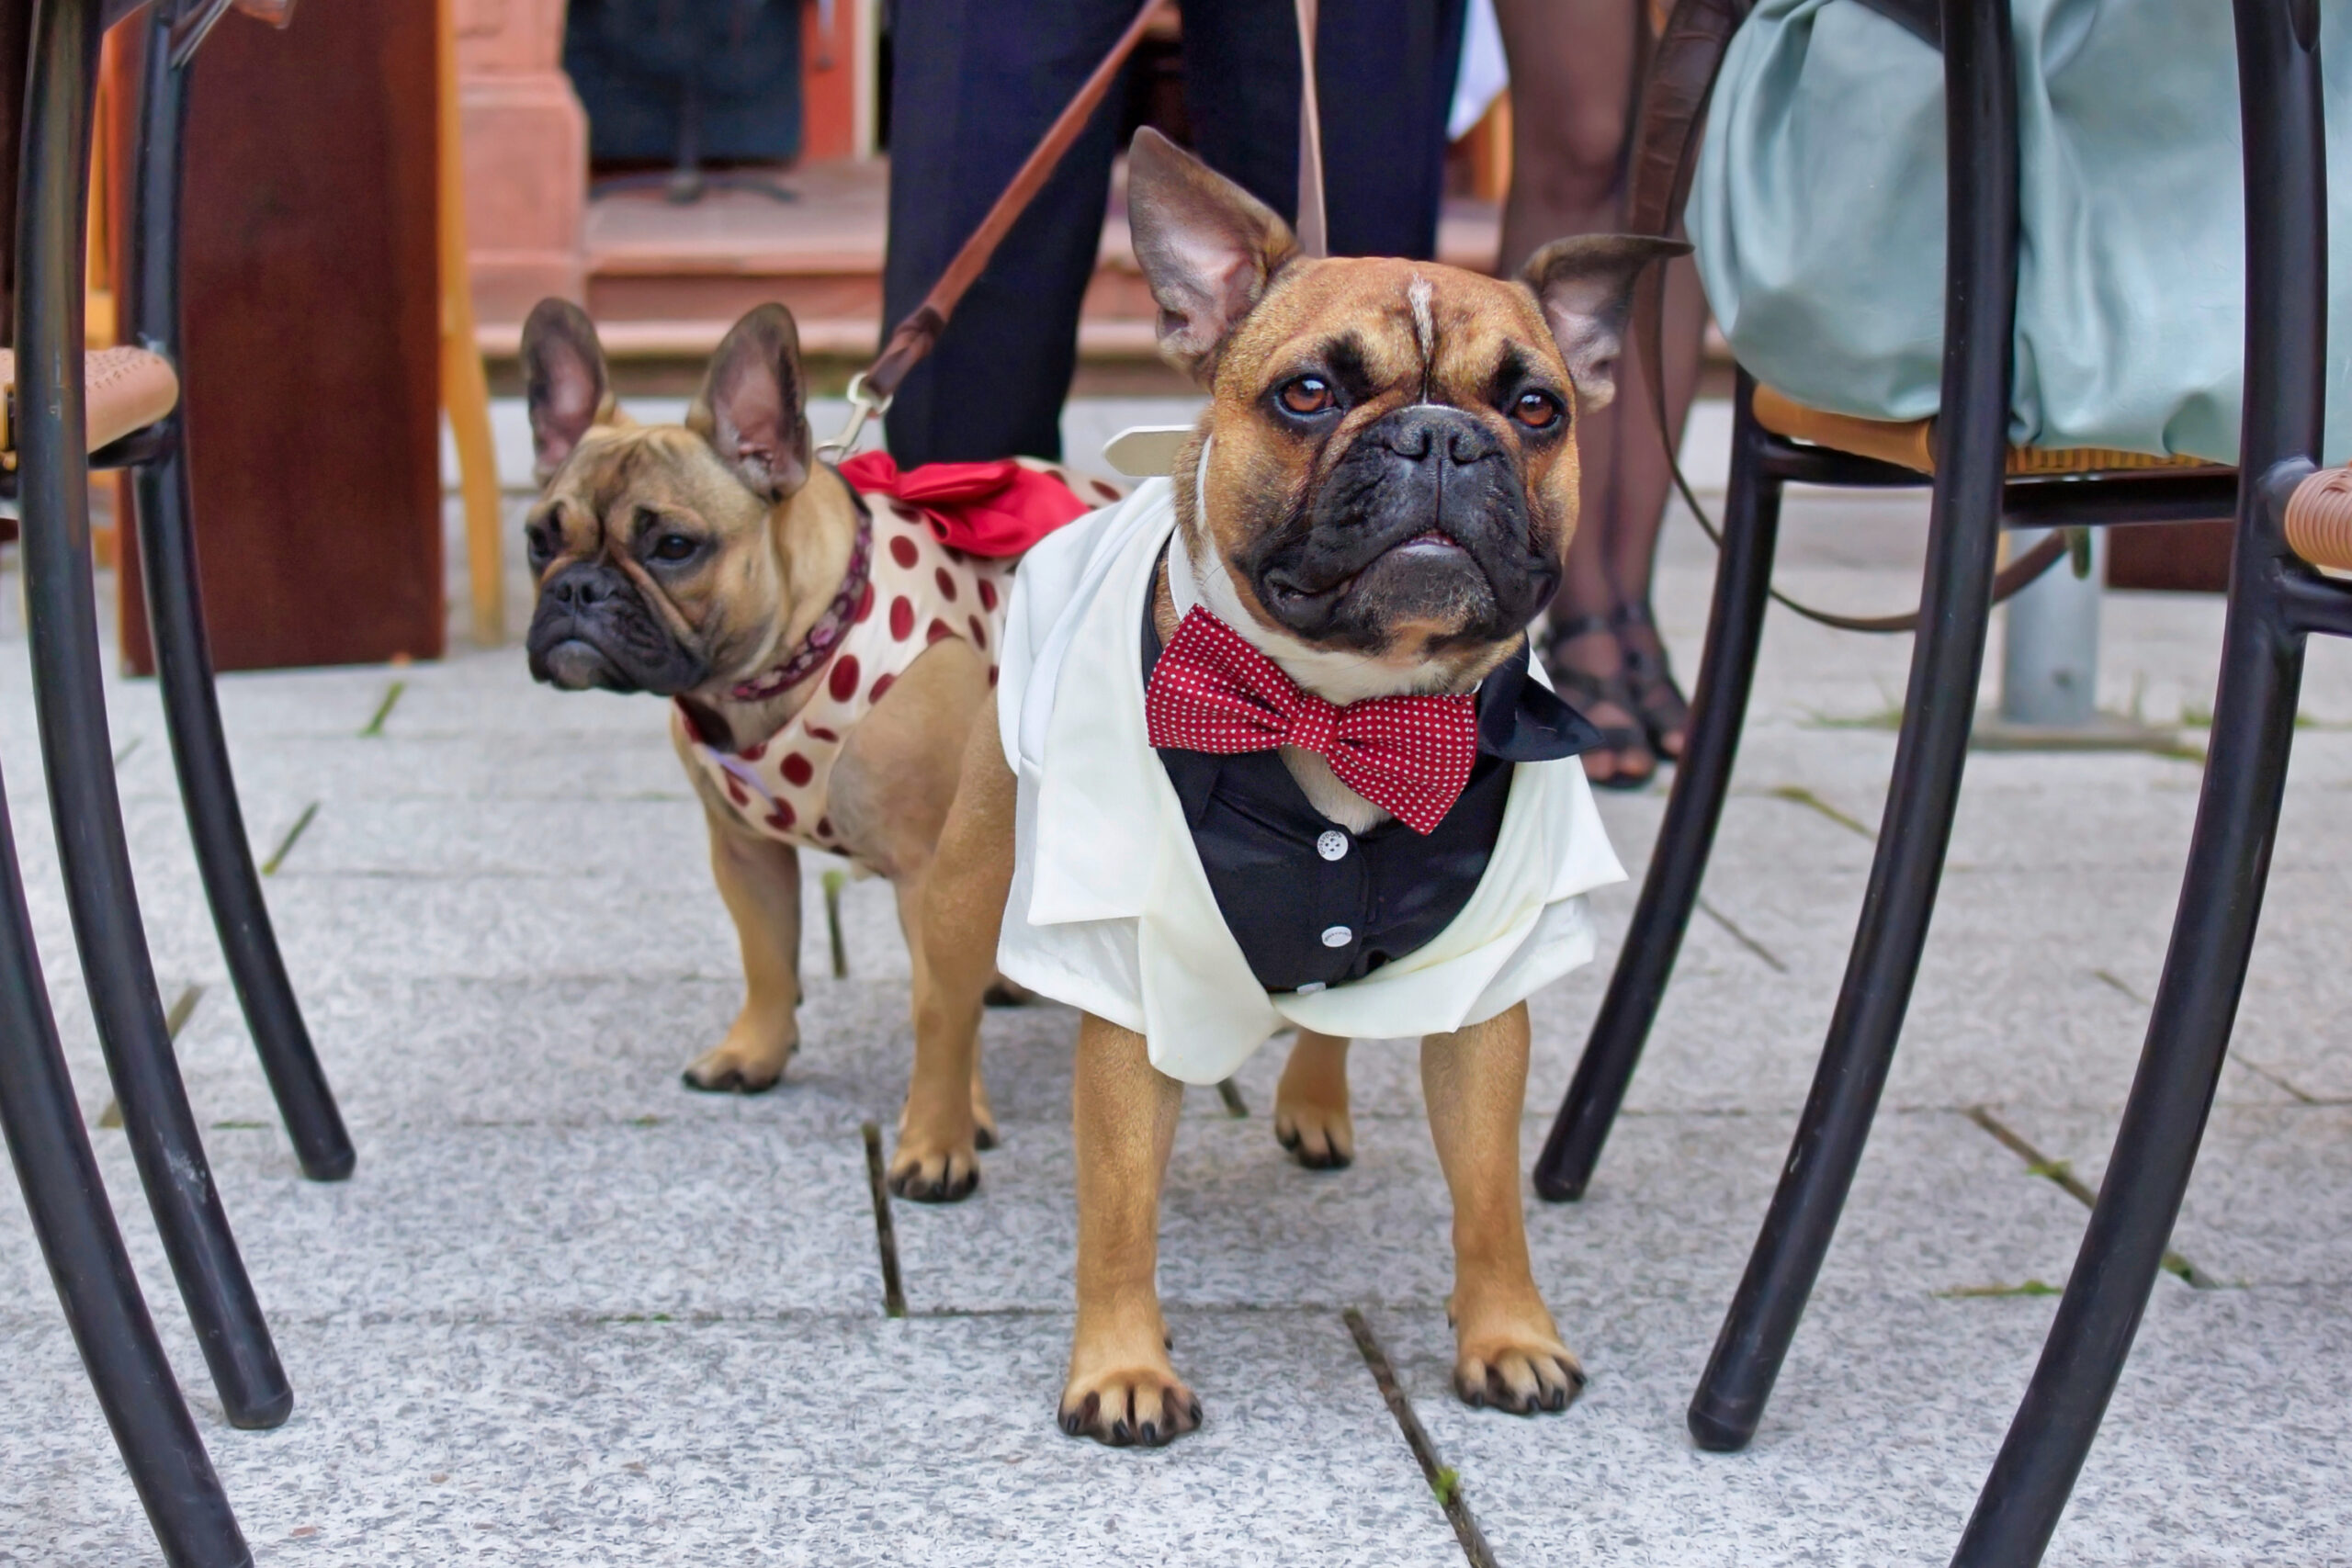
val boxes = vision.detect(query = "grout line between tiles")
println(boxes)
[1343,1307,1501,1568]
[97,983,205,1129]
[262,801,320,875]
[360,679,408,738]
[1964,1105,2220,1288]
[1695,897,1788,973]
[860,1121,908,1318]
[1765,784,1877,840]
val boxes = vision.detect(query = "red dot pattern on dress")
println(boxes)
[1143,607,1476,836]
[686,474,1021,862]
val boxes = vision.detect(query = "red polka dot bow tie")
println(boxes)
[1145,607,1477,835]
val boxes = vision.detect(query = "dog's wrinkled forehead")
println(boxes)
[536,425,764,551]
[1221,258,1567,412]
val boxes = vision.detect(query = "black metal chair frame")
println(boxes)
[0,0,357,1561]
[1954,3,2335,1561]
[1527,0,2288,1473]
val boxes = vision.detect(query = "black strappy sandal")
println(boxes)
[1611,600,1692,761]
[1540,614,1657,791]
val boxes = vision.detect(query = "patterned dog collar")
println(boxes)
[728,509,875,704]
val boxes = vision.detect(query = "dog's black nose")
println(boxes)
[546,561,620,609]
[1374,405,1500,468]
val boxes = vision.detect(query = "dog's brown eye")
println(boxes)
[652,533,698,562]
[1280,376,1336,416]
[1513,390,1563,431]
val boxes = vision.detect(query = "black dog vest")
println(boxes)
[1142,593,1600,995]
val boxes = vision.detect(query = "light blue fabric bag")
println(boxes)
[1687,0,2352,465]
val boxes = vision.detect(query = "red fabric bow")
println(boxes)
[837,451,1091,558]
[1145,607,1477,835]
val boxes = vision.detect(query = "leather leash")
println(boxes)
[820,0,1174,459]
[1622,0,2074,636]
[820,0,1336,462]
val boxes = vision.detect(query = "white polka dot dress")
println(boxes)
[678,461,1114,863]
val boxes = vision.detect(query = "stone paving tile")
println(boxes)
[1994,1103,2352,1292]
[1376,1280,2352,1568]
[0,1309,1459,1568]
[890,1107,2092,1318]
[0,1122,880,1323]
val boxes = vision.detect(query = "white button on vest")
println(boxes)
[1320,924,1352,948]
[1295,981,1327,995]
[1316,829,1350,862]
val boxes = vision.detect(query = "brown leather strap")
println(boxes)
[865,0,1170,403]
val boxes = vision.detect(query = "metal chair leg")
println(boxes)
[128,0,353,1183]
[1951,3,2325,1558]
[0,780,251,1568]
[17,0,289,1431]
[1686,0,2021,1452]
[1534,371,1784,1201]
[0,771,250,1568]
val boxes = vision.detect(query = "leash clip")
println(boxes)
[817,372,891,463]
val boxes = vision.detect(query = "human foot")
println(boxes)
[1540,615,1657,789]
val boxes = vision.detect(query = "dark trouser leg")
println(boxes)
[1180,0,1465,260]
[16,0,288,1431]
[878,0,1131,465]
[1533,375,1781,1201]
[129,0,351,1184]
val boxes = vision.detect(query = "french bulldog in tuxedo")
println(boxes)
[899,127,1682,1445]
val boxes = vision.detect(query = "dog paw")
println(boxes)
[681,1037,796,1094]
[886,1133,980,1202]
[1057,1365,1202,1448]
[1272,1100,1354,1169]
[1453,1329,1585,1416]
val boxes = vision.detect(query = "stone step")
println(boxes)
[477,156,1501,365]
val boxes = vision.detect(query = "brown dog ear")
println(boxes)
[520,299,613,481]
[1519,235,1692,411]
[1126,127,1300,383]
[689,303,812,503]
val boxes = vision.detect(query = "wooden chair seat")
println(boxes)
[1751,382,2224,479]
[0,344,180,460]
[2287,467,2352,570]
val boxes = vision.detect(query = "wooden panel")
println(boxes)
[119,2,442,673]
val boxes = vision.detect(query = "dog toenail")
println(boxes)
[1187,1397,1202,1424]
[1139,1421,1159,1444]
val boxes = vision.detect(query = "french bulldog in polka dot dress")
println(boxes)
[519,296,1114,1101]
